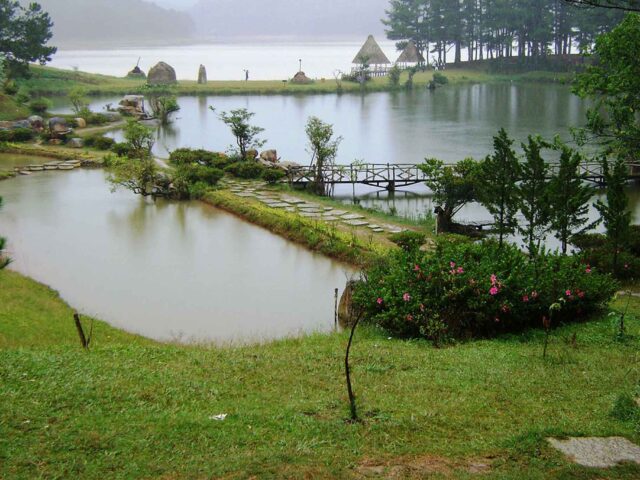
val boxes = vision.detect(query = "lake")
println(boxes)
[0,167,353,344]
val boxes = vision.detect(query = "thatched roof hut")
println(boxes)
[396,41,425,65]
[352,35,391,65]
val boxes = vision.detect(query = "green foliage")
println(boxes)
[548,140,596,254]
[388,65,401,87]
[476,129,521,247]
[433,72,449,85]
[389,230,427,252]
[107,156,168,198]
[15,86,29,104]
[574,13,640,160]
[419,157,481,231]
[262,168,286,184]
[2,79,16,95]
[216,108,265,161]
[169,148,229,169]
[83,135,115,150]
[123,120,154,159]
[224,161,266,179]
[610,393,640,422]
[27,96,51,113]
[305,116,342,195]
[0,195,9,269]
[0,1,56,71]
[68,86,88,115]
[353,238,617,341]
[0,127,33,142]
[141,84,179,125]
[111,142,131,157]
[518,136,551,256]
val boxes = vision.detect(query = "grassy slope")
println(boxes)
[0,94,29,121]
[1,268,639,479]
[18,65,572,97]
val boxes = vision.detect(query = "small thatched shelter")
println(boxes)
[352,35,391,67]
[396,41,425,68]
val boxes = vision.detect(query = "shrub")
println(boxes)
[15,86,30,104]
[388,65,401,87]
[389,231,427,252]
[84,135,115,150]
[80,109,109,125]
[28,97,52,114]
[224,161,266,179]
[3,80,18,95]
[169,148,228,168]
[0,128,33,142]
[433,72,449,85]
[262,168,286,184]
[353,239,617,341]
[112,142,132,157]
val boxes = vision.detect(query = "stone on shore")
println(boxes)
[28,116,44,130]
[74,118,87,129]
[198,64,207,84]
[147,61,177,85]
[291,71,313,84]
[260,149,278,163]
[548,437,640,468]
[68,138,85,149]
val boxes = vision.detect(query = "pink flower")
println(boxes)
[491,274,498,285]
[457,267,465,275]
[450,261,456,269]
[406,314,414,322]
[403,293,411,302]
[531,291,539,299]
[585,265,592,274]
[414,264,421,272]
[376,297,384,305]
[489,286,499,296]
[566,290,572,297]
[578,291,585,299]
[494,317,500,323]
[522,295,529,303]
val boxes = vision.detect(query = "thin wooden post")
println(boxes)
[334,288,339,330]
[73,311,88,350]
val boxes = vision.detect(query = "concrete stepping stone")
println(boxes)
[372,228,385,233]
[547,437,640,468]
[342,214,365,220]
[285,207,297,213]
[235,193,255,198]
[300,208,323,214]
[326,210,348,216]
[281,197,306,204]
[300,212,322,218]
[268,203,291,208]
[322,216,339,222]
[344,220,369,227]
[367,224,381,230]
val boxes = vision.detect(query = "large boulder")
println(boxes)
[278,160,302,172]
[291,71,313,84]
[28,116,44,130]
[48,117,72,138]
[147,61,177,85]
[259,149,279,163]
[118,95,146,117]
[126,66,146,79]
[197,64,207,84]
[246,149,259,160]
[74,118,87,129]
[12,120,31,130]
[68,137,85,148]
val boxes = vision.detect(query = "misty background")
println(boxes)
[27,0,389,48]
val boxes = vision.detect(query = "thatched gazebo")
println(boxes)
[395,41,425,68]
[352,35,391,77]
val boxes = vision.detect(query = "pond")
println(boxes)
[0,166,354,344]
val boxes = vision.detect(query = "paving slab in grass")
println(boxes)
[235,193,255,198]
[281,197,306,204]
[342,214,365,220]
[547,437,640,468]
[344,220,370,227]
[268,203,291,209]
[322,216,340,222]
[300,212,322,218]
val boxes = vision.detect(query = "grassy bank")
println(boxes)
[0,142,107,164]
[1,268,639,479]
[0,94,29,121]
[17,65,573,98]
[203,189,389,267]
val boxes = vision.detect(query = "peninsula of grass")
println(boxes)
[1,267,639,479]
[17,64,573,98]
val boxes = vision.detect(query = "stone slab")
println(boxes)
[281,197,306,204]
[371,228,385,233]
[325,210,348,216]
[344,220,369,227]
[322,216,339,222]
[300,212,322,218]
[342,214,365,220]
[268,203,291,208]
[547,437,640,468]
[299,208,323,214]
[235,193,255,198]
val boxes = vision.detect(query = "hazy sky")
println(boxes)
[148,0,198,9]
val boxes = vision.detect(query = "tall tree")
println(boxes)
[305,117,342,196]
[476,129,521,247]
[0,1,56,73]
[548,142,596,254]
[0,196,10,269]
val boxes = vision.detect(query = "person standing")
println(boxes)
[244,69,249,81]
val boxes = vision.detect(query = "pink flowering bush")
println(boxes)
[353,238,617,341]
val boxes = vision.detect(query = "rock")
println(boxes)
[291,71,313,84]
[547,437,640,468]
[12,120,31,130]
[246,149,259,160]
[147,61,177,85]
[260,149,278,163]
[74,118,87,129]
[68,137,84,148]
[278,161,302,171]
[28,116,44,130]
[103,112,121,122]
[338,280,363,327]
[118,95,146,117]
[197,64,207,84]
[126,66,146,79]
[48,117,72,138]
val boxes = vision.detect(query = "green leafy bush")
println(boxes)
[112,142,132,157]
[3,80,18,95]
[28,97,52,114]
[433,72,449,85]
[262,168,286,184]
[389,231,427,252]
[84,135,115,150]
[353,239,617,341]
[0,128,33,142]
[82,111,110,126]
[572,229,640,280]
[169,148,230,169]
[224,161,266,179]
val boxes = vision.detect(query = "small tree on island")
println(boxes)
[518,136,552,257]
[595,155,632,272]
[143,85,180,125]
[123,120,155,159]
[68,87,89,115]
[419,157,481,233]
[216,108,265,161]
[305,116,342,195]
[548,141,596,254]
[0,196,10,269]
[476,129,521,248]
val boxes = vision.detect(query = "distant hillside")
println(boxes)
[23,0,195,48]
[189,0,389,39]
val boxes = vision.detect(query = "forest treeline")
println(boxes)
[384,0,625,64]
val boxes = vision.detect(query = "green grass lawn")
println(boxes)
[0,94,29,121]
[16,65,572,98]
[1,268,639,479]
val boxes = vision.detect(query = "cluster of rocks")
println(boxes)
[0,116,43,132]
[118,95,148,118]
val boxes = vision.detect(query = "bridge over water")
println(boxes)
[287,162,640,192]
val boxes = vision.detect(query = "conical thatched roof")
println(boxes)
[396,41,425,64]
[352,35,391,65]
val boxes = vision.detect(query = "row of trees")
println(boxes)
[384,0,624,65]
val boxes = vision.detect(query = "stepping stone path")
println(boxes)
[548,437,640,468]
[15,160,83,174]
[227,181,411,235]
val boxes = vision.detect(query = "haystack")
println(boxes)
[352,35,390,66]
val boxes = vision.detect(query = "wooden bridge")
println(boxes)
[287,162,640,192]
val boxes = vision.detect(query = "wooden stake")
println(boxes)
[73,311,88,350]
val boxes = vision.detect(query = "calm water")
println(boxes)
[0,167,353,343]
[49,41,399,81]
